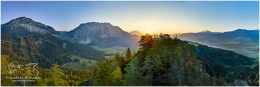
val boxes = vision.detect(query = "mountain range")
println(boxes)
[1,17,109,61]
[177,29,259,58]
[177,30,221,42]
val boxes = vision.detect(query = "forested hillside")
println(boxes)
[1,34,259,86]
[1,35,95,86]
[1,35,72,68]
[1,17,107,61]
[189,42,259,85]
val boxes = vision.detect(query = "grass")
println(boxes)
[91,46,127,54]
[105,56,111,59]
[193,43,199,46]
[188,42,199,47]
[247,53,259,59]
[62,54,98,69]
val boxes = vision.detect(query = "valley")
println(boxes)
[90,45,139,59]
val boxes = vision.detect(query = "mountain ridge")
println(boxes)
[1,17,107,61]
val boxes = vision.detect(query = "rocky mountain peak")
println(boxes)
[1,17,59,36]
[4,17,40,26]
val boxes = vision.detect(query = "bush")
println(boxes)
[73,58,80,62]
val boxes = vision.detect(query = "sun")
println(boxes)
[146,31,151,34]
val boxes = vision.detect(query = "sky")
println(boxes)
[1,1,259,34]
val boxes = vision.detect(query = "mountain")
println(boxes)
[59,22,140,48]
[1,17,61,38]
[197,29,259,58]
[1,35,98,86]
[177,30,221,42]
[197,29,259,43]
[177,29,259,58]
[129,30,142,36]
[1,17,107,61]
[1,35,72,68]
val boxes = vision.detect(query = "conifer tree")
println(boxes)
[47,63,65,86]
[125,48,132,59]
[123,57,148,86]
[115,52,121,61]
[216,75,227,86]
[111,66,123,85]
[93,61,113,86]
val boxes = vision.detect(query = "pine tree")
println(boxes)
[93,61,113,86]
[82,63,86,67]
[115,52,121,61]
[216,75,227,86]
[111,66,123,85]
[125,48,132,59]
[123,57,148,86]
[47,63,65,86]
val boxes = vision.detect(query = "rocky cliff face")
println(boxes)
[60,22,140,47]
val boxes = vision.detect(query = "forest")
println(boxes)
[191,42,258,86]
[1,34,259,86]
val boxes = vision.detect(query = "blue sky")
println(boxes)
[1,1,259,34]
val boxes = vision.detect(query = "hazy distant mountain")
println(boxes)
[198,29,259,58]
[178,29,259,58]
[197,29,259,44]
[59,22,140,47]
[177,30,221,42]
[129,30,143,36]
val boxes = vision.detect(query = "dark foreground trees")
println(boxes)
[90,33,228,86]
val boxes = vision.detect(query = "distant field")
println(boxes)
[62,54,98,69]
[91,45,140,59]
[91,46,127,54]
